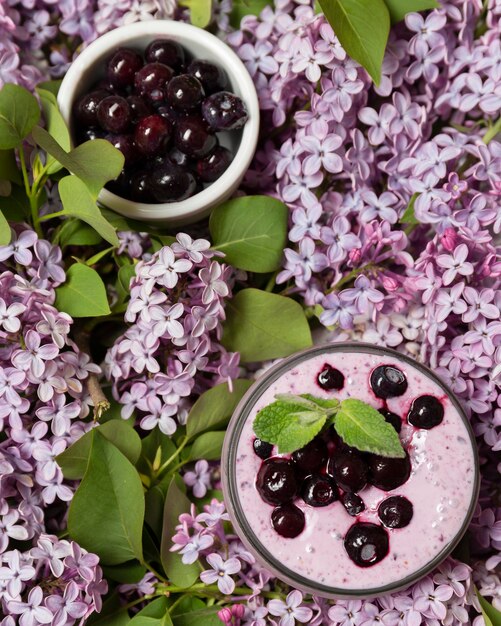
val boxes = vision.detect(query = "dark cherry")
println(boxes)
[166,74,204,110]
[256,458,297,506]
[105,134,138,164]
[344,523,389,567]
[145,39,185,71]
[253,438,273,460]
[328,451,368,493]
[167,146,194,170]
[150,162,197,202]
[378,496,414,529]
[129,171,154,203]
[156,104,185,125]
[77,127,106,143]
[368,452,411,491]
[135,62,174,103]
[317,364,345,391]
[378,408,402,434]
[407,395,444,429]
[201,91,248,131]
[271,503,305,538]
[342,492,365,517]
[196,146,232,183]
[74,89,110,126]
[134,115,172,157]
[107,47,143,88]
[106,169,130,197]
[127,95,152,123]
[370,365,408,399]
[188,59,228,94]
[97,96,131,133]
[174,116,217,158]
[292,437,327,474]
[300,474,338,507]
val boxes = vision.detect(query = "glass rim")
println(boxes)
[221,341,481,599]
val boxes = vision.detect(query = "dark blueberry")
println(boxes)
[368,452,411,491]
[167,146,194,170]
[166,74,204,110]
[253,438,273,460]
[328,451,368,493]
[150,162,197,203]
[256,458,297,506]
[174,116,217,158]
[134,115,172,157]
[378,409,402,434]
[370,365,408,399]
[127,95,153,123]
[97,96,131,133]
[407,395,444,429]
[378,496,413,529]
[129,171,154,203]
[300,474,338,507]
[106,169,130,197]
[74,89,110,127]
[271,503,305,538]
[145,39,185,70]
[156,104,185,125]
[188,59,228,94]
[105,134,138,165]
[317,364,345,391]
[292,437,328,474]
[135,62,174,103]
[196,146,232,183]
[342,492,365,517]
[344,523,389,567]
[201,91,248,131]
[76,126,106,143]
[107,47,143,88]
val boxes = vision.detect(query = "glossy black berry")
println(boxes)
[379,408,402,434]
[370,365,408,399]
[134,115,172,156]
[378,496,414,528]
[106,134,138,164]
[74,89,110,127]
[202,91,248,131]
[150,162,197,202]
[317,364,345,391]
[271,503,305,538]
[328,451,368,493]
[135,63,174,103]
[107,48,143,88]
[407,395,444,429]
[342,492,365,517]
[188,59,228,94]
[300,474,338,507]
[256,458,297,506]
[368,452,411,491]
[292,437,328,474]
[166,74,204,110]
[145,39,185,70]
[196,146,232,183]
[344,523,389,567]
[129,171,154,203]
[77,127,106,143]
[166,147,194,170]
[97,96,131,133]
[156,104,184,125]
[106,169,130,197]
[253,438,273,460]
[127,95,152,123]
[175,116,217,158]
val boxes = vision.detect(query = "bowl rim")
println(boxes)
[221,341,480,600]
[57,19,260,222]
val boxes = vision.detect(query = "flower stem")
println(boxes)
[18,146,43,238]
[155,436,189,478]
[483,117,501,144]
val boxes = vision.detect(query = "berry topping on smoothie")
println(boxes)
[407,395,444,429]
[317,363,345,390]
[370,364,408,398]
[378,496,414,529]
[344,523,389,567]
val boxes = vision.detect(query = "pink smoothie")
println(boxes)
[227,348,478,594]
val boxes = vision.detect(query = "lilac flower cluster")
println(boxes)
[105,234,240,434]
[0,226,107,621]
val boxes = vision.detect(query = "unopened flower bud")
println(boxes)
[218,607,233,624]
[441,228,457,252]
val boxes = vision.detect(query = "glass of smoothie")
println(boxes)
[221,342,479,598]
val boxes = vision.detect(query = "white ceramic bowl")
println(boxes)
[57,20,260,226]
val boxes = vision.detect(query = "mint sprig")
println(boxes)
[253,394,405,458]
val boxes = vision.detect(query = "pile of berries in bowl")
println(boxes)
[73,39,249,204]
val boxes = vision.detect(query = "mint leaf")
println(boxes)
[335,398,405,458]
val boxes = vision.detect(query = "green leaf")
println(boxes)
[0,186,31,222]
[99,207,147,233]
[0,84,40,149]
[36,79,62,97]
[160,477,200,587]
[400,193,419,224]
[57,421,141,480]
[383,0,439,23]
[222,289,312,362]
[189,431,226,460]
[0,210,10,246]
[477,589,501,626]
[186,379,253,439]
[335,398,406,457]
[209,195,288,272]
[87,594,131,626]
[179,0,212,27]
[318,0,390,84]
[103,561,146,584]
[230,0,270,27]
[118,264,137,292]
[32,126,124,198]
[172,606,221,626]
[57,175,119,246]
[253,394,339,453]
[136,427,177,476]
[0,149,22,184]
[129,598,173,626]
[36,87,71,175]
[68,430,144,565]
[55,262,111,317]
[58,219,103,247]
